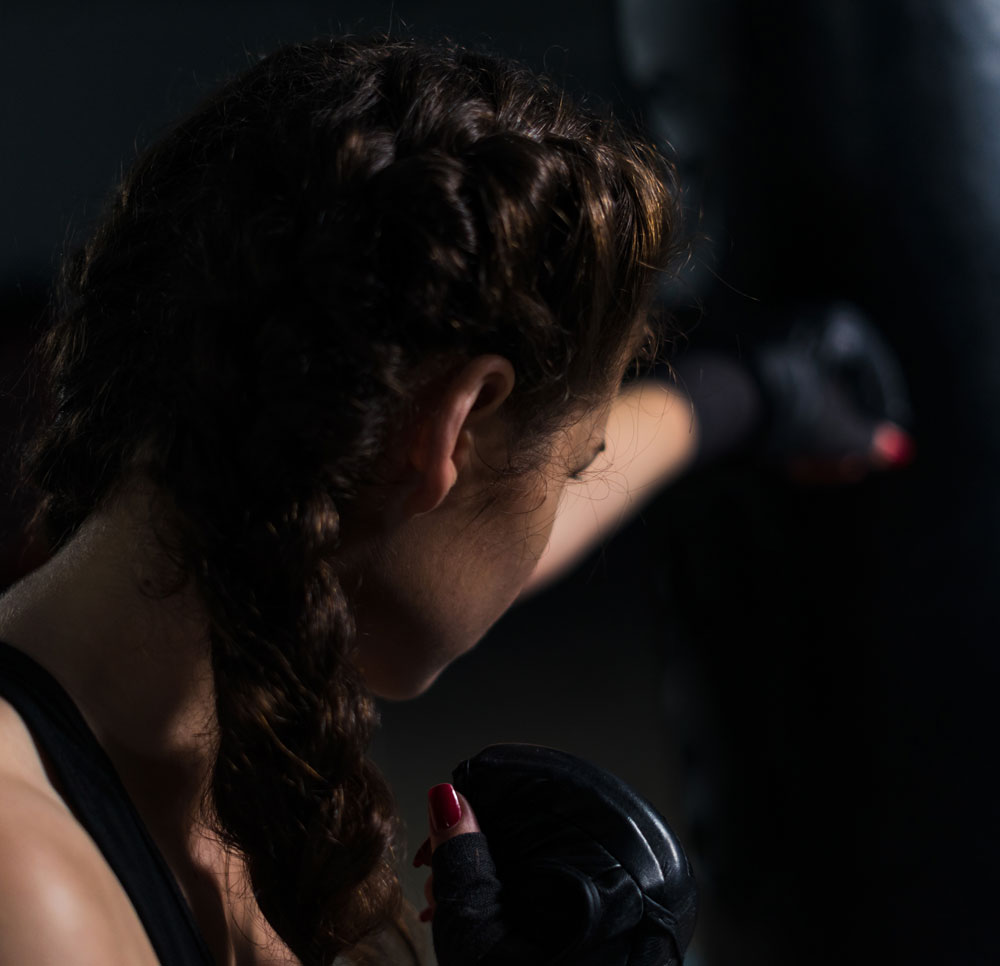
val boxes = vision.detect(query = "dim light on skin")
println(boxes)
[520,377,699,599]
[351,363,700,701]
[0,362,697,963]
[349,356,617,701]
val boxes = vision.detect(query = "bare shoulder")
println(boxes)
[0,703,160,965]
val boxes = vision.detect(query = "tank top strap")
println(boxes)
[0,639,214,965]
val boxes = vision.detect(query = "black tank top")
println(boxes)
[0,639,215,965]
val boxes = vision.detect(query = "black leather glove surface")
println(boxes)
[671,301,914,475]
[751,301,913,463]
[431,744,697,966]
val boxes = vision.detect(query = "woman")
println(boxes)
[0,34,693,965]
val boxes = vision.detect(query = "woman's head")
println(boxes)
[20,35,679,964]
[347,353,621,702]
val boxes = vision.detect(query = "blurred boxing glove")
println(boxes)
[419,744,697,966]
[670,302,915,482]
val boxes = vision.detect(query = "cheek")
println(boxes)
[349,525,532,699]
[351,478,568,701]
[522,477,567,567]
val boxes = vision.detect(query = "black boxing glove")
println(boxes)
[429,744,697,966]
[669,301,915,477]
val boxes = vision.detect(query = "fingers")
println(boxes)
[413,837,432,869]
[870,422,916,470]
[420,872,435,922]
[786,453,871,485]
[416,783,483,924]
[785,419,916,485]
[428,784,480,851]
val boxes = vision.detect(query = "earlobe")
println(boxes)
[401,419,460,518]
[403,449,459,518]
[402,355,515,518]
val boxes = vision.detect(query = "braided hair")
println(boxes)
[18,35,680,964]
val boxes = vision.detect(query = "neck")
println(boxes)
[0,490,216,831]
[0,491,294,962]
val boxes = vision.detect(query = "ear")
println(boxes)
[402,355,516,517]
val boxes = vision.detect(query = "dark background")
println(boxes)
[2,3,997,964]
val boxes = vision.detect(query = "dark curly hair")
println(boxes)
[17,34,680,965]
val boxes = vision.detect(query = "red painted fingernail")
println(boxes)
[419,907,434,923]
[428,783,462,833]
[872,424,916,467]
[413,837,432,868]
